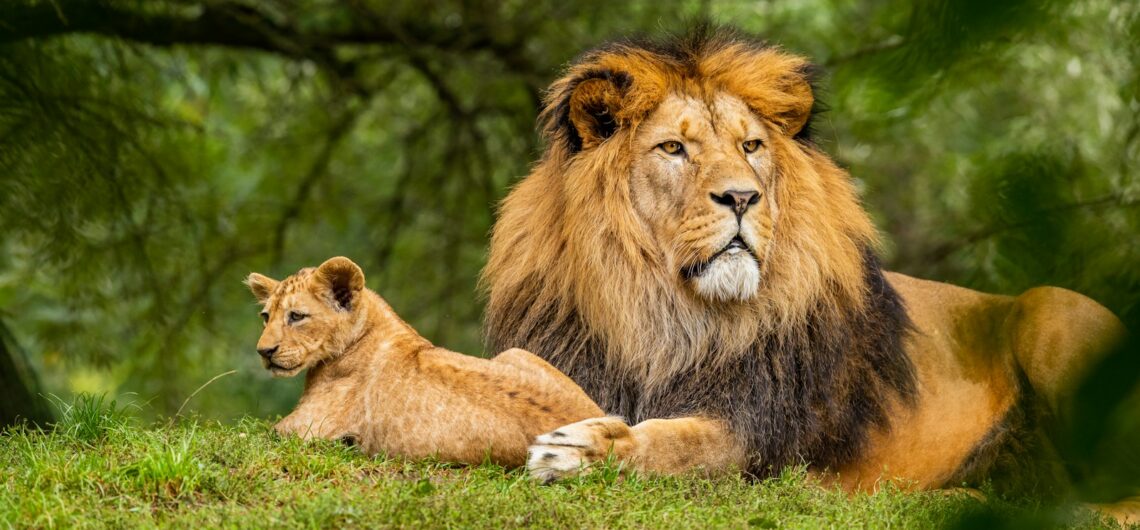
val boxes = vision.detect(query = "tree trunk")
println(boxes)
[0,319,53,428]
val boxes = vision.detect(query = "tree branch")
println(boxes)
[2,1,545,108]
[1,1,534,71]
[823,35,907,69]
[3,2,299,54]
[270,107,363,267]
[924,194,1140,264]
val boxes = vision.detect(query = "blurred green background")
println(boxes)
[1,0,1137,430]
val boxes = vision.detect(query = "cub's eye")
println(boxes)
[742,139,763,154]
[658,141,685,156]
[287,311,307,324]
[260,312,269,324]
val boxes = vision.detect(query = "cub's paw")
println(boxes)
[527,416,634,484]
[272,417,324,440]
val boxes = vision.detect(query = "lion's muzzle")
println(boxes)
[682,234,762,302]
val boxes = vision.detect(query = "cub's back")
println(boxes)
[363,346,603,466]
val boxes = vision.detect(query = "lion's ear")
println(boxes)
[729,52,811,136]
[769,66,814,138]
[553,70,632,152]
[712,48,815,138]
[314,256,365,311]
[245,273,279,305]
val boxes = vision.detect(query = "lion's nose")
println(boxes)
[710,189,760,217]
[257,345,279,359]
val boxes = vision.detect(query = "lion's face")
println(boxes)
[629,92,778,302]
[245,258,366,377]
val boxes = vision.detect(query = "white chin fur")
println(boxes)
[692,252,760,302]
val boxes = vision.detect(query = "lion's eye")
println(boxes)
[287,311,307,324]
[260,312,269,324]
[658,141,685,156]
[742,139,763,154]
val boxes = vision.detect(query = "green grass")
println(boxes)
[0,397,1123,529]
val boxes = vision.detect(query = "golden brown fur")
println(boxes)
[246,257,603,466]
[485,26,915,479]
[490,39,875,387]
[482,26,1135,524]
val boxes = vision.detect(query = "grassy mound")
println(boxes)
[0,396,1116,529]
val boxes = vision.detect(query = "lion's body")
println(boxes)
[836,273,1123,492]
[247,258,603,466]
[481,26,1132,521]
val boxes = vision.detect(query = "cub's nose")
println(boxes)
[257,345,279,359]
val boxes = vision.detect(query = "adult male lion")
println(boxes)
[481,26,1128,503]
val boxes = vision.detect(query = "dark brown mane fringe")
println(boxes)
[485,248,917,475]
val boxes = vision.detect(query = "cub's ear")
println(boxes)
[314,256,365,311]
[245,273,279,304]
[552,69,632,152]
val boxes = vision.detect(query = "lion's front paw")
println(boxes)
[527,443,590,484]
[527,416,635,484]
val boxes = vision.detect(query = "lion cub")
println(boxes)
[245,256,603,466]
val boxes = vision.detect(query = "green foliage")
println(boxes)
[0,416,1121,528]
[0,1,1136,428]
[1,3,1137,525]
[1,0,713,418]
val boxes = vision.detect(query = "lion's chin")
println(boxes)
[266,361,304,378]
[690,251,761,302]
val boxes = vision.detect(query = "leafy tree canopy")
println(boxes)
[0,0,1137,423]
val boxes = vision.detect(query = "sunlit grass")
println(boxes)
[44,393,135,444]
[0,395,1126,528]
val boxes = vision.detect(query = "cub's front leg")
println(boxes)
[273,406,351,443]
[527,416,746,483]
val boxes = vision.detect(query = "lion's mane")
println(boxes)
[482,26,917,474]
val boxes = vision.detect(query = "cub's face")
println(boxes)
[629,92,778,302]
[245,258,365,377]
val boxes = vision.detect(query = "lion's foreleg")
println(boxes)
[527,416,746,483]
